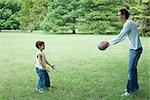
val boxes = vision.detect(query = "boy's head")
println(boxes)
[35,40,45,49]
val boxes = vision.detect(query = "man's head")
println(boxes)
[117,8,130,21]
[35,40,45,50]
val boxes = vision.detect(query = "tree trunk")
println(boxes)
[72,29,76,34]
[30,29,33,33]
[139,0,142,5]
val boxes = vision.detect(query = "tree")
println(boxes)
[141,0,150,36]
[79,0,122,34]
[130,0,150,36]
[31,0,48,30]
[19,0,33,32]
[0,0,21,30]
[19,0,48,32]
[80,0,149,35]
[42,0,84,34]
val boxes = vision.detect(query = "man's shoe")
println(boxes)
[134,87,139,92]
[121,92,130,96]
[124,89,127,92]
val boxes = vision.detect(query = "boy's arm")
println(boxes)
[37,54,46,70]
[46,60,55,69]
[43,54,55,69]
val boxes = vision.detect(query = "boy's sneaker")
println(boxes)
[45,86,54,90]
[35,88,44,93]
[45,87,50,91]
[38,90,44,93]
[121,92,130,96]
[35,88,38,92]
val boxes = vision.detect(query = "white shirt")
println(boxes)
[109,20,142,50]
[35,50,47,69]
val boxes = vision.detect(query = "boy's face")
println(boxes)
[39,44,45,50]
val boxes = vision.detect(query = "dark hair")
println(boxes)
[35,40,44,49]
[119,8,130,19]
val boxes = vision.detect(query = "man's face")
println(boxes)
[117,12,124,21]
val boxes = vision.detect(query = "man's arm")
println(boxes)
[109,21,131,46]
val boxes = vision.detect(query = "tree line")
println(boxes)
[0,0,149,36]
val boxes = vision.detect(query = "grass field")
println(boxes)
[0,32,149,100]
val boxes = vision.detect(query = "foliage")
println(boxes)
[41,0,84,34]
[130,0,150,36]
[19,0,48,32]
[0,0,149,36]
[0,0,21,30]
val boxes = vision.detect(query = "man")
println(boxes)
[105,8,143,96]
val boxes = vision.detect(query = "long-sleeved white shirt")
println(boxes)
[109,20,142,50]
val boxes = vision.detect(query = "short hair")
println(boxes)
[35,40,44,49]
[119,8,130,19]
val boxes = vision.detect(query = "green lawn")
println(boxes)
[0,32,149,100]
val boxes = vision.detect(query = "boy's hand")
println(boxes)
[51,64,55,69]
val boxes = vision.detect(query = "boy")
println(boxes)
[35,40,55,93]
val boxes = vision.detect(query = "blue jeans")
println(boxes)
[36,67,50,90]
[127,47,142,93]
